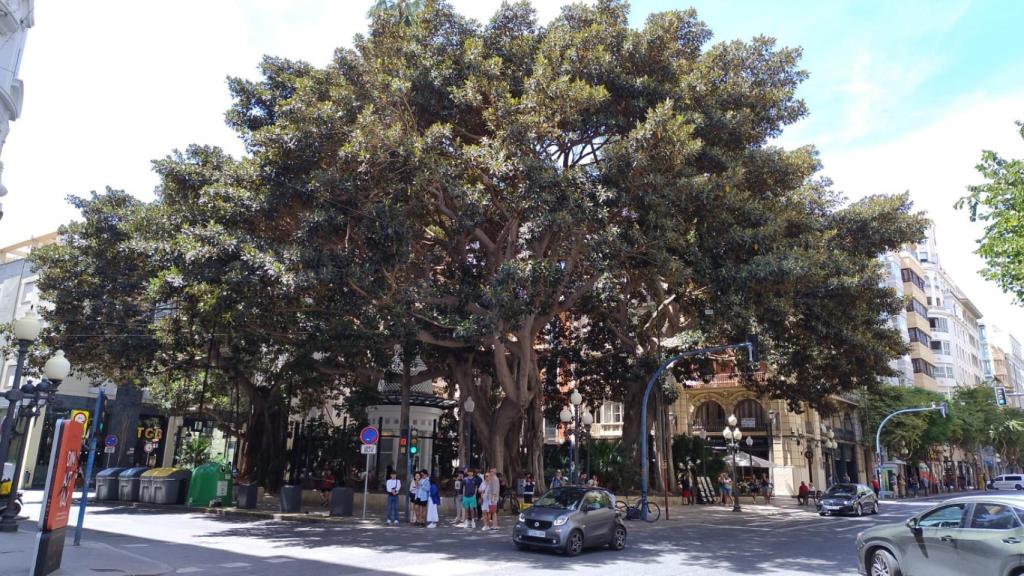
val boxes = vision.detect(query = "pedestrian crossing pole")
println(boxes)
[73,387,105,546]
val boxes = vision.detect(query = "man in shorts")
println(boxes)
[462,469,478,528]
[484,467,501,530]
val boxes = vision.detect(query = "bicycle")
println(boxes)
[615,497,661,522]
[497,490,520,513]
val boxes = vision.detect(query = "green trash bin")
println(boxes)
[187,463,233,507]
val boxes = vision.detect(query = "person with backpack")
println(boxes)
[385,470,401,525]
[453,471,466,524]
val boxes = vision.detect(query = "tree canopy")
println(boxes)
[958,120,1024,301]
[30,0,929,487]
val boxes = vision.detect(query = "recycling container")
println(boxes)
[329,487,353,517]
[280,485,303,513]
[95,467,127,500]
[187,463,233,507]
[117,467,149,502]
[236,484,259,509]
[139,468,190,504]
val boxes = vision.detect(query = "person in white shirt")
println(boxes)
[385,470,401,525]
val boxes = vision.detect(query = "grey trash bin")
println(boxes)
[236,484,259,509]
[329,487,353,517]
[117,467,149,502]
[150,468,191,504]
[95,467,127,500]
[280,485,303,513]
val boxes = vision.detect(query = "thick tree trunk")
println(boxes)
[238,385,288,493]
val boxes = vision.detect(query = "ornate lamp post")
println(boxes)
[463,397,475,468]
[581,409,594,481]
[558,389,584,484]
[722,414,743,513]
[0,346,70,532]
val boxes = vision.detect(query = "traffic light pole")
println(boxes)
[875,403,946,495]
[74,388,105,545]
[404,427,412,523]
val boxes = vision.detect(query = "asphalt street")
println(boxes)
[15,492,963,576]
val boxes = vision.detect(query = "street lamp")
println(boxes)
[560,389,584,484]
[581,410,594,480]
[463,397,475,468]
[0,348,70,532]
[697,428,708,484]
[722,414,743,513]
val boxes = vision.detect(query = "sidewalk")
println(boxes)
[0,521,171,576]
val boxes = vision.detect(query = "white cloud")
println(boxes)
[0,0,583,247]
[818,92,1024,329]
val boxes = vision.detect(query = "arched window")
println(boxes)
[734,399,765,429]
[694,401,726,432]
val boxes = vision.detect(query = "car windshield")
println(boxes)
[534,488,586,510]
[825,484,858,497]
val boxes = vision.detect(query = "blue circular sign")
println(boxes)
[359,426,379,445]
[104,434,118,447]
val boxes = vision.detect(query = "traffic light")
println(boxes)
[410,437,419,455]
[399,436,408,454]
[996,386,1008,406]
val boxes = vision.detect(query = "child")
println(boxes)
[427,475,440,528]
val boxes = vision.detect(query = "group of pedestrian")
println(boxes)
[383,469,441,527]
[457,467,501,530]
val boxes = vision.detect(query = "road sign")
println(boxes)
[104,434,118,447]
[359,426,379,445]
[360,444,377,455]
[103,446,115,454]
[143,442,155,454]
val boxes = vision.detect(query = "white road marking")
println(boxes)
[265,558,294,563]
[122,543,149,547]
[175,568,203,574]
[219,562,251,568]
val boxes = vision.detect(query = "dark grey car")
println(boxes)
[513,487,626,556]
[818,483,879,517]
[856,495,1024,576]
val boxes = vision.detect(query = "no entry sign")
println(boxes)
[359,426,379,445]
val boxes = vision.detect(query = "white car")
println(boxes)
[988,475,1024,491]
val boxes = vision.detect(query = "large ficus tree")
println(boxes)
[222,0,924,480]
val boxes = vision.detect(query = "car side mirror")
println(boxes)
[906,518,920,533]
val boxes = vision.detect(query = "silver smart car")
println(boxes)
[513,486,627,556]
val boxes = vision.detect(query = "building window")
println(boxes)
[929,317,949,333]
[20,280,38,306]
[734,399,765,429]
[912,358,935,378]
[906,298,928,317]
[930,340,951,355]
[693,401,726,432]
[598,402,623,424]
[908,328,931,347]
[901,268,926,291]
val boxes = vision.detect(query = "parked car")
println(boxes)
[513,486,626,556]
[988,474,1024,491]
[857,495,1024,576]
[817,483,879,516]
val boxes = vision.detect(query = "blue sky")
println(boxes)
[2,0,1023,331]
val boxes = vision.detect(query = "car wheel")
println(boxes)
[1016,485,1022,491]
[872,502,879,515]
[869,548,902,576]
[609,525,626,551]
[855,504,863,517]
[819,512,826,516]
[564,530,584,557]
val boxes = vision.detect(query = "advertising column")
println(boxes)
[30,419,84,576]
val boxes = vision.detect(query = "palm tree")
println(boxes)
[367,0,425,26]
